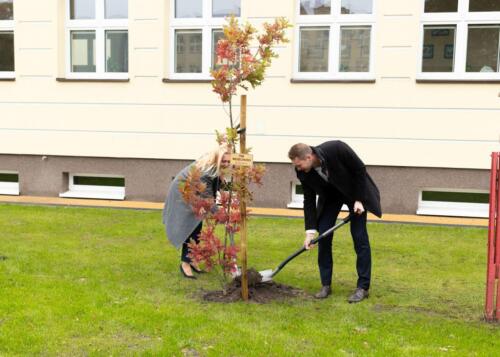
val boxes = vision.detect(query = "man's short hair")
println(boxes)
[288,143,312,160]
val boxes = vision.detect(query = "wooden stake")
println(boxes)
[239,95,248,301]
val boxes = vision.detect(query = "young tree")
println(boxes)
[181,16,290,297]
[211,16,291,126]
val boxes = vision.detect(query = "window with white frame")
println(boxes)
[419,0,500,80]
[287,182,349,211]
[288,182,306,209]
[416,189,489,218]
[169,0,241,79]
[0,171,19,195]
[0,0,14,79]
[60,174,125,200]
[66,0,128,79]
[294,0,376,80]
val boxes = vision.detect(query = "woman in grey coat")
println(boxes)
[163,144,232,279]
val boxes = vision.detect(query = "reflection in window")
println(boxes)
[340,27,370,72]
[299,27,329,72]
[212,0,240,17]
[106,30,128,72]
[212,29,239,70]
[175,30,202,73]
[469,0,500,12]
[341,0,372,14]
[0,31,14,71]
[105,0,128,19]
[300,0,331,15]
[212,29,224,69]
[71,31,96,72]
[424,0,458,13]
[422,26,456,72]
[175,0,202,18]
[0,0,13,20]
[70,0,95,19]
[466,25,500,72]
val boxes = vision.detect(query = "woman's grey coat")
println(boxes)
[163,163,218,249]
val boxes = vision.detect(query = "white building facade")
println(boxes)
[0,0,499,217]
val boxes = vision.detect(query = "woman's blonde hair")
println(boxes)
[195,143,232,176]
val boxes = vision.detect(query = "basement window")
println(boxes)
[287,182,348,211]
[416,189,489,218]
[287,182,305,209]
[0,172,19,195]
[60,174,125,200]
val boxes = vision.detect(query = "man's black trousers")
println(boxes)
[317,199,371,290]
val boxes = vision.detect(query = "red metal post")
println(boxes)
[485,152,499,321]
[495,153,500,321]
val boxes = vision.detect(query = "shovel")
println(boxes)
[259,214,352,283]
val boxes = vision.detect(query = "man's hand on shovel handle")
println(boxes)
[354,201,365,215]
[304,231,316,250]
[303,202,363,250]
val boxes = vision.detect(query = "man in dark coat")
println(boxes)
[288,141,382,302]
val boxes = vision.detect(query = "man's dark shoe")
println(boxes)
[348,288,369,303]
[314,286,331,299]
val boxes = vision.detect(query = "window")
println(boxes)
[0,172,19,195]
[466,25,500,72]
[288,182,306,209]
[0,0,14,79]
[66,0,128,79]
[287,182,348,211]
[469,0,500,12]
[424,0,459,13]
[419,0,500,80]
[417,189,489,218]
[169,0,241,80]
[60,174,125,200]
[295,0,375,80]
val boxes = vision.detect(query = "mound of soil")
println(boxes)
[202,268,308,303]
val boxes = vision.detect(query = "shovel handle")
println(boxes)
[309,214,352,245]
[270,214,352,278]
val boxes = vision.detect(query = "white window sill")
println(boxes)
[287,201,304,209]
[0,183,20,196]
[59,190,125,200]
[287,201,349,211]
[57,77,130,82]
[291,78,376,83]
[417,202,489,218]
[163,77,212,83]
[65,72,128,78]
[0,72,15,80]
[416,74,500,83]
[167,75,213,81]
[292,73,376,82]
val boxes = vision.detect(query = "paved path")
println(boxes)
[0,195,488,227]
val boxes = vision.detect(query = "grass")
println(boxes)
[0,203,498,356]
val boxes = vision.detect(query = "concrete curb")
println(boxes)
[0,195,488,227]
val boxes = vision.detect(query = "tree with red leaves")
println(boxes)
[211,16,291,126]
[181,16,290,294]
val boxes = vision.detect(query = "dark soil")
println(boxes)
[202,268,309,303]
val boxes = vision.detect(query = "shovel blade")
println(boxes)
[259,269,274,283]
[230,265,242,279]
[233,267,274,283]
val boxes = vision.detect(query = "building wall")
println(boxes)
[0,1,499,214]
[0,154,490,215]
[0,0,499,168]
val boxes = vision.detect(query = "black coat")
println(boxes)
[296,140,382,231]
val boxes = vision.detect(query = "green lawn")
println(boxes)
[0,204,498,356]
